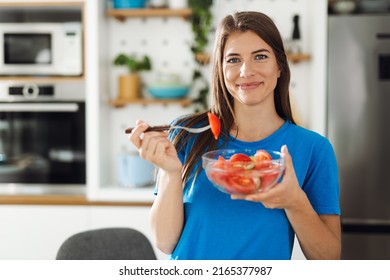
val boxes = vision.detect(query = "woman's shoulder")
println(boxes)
[285,122,333,152]
[287,122,329,143]
[285,123,337,169]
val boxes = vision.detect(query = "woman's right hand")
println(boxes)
[128,120,183,173]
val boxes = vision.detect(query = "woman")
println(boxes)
[129,11,341,260]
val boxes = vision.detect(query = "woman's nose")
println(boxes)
[239,61,255,78]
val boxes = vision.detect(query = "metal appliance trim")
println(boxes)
[0,183,85,196]
[0,102,79,112]
[342,218,390,226]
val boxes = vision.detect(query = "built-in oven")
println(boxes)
[0,83,85,195]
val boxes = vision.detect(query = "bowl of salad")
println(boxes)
[202,149,285,195]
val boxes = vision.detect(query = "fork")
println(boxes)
[125,124,211,134]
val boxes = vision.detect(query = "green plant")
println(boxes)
[188,0,213,55]
[113,53,151,73]
[188,0,213,112]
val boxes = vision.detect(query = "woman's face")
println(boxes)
[222,31,281,107]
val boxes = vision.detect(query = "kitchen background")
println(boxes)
[0,0,389,260]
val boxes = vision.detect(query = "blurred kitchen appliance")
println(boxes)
[327,14,390,259]
[0,83,85,194]
[117,152,155,188]
[0,22,82,76]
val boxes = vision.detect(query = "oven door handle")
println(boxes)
[0,103,79,112]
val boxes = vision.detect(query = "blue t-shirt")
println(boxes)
[157,120,340,260]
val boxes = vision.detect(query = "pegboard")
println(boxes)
[108,16,194,101]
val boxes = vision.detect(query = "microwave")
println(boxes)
[0,22,82,76]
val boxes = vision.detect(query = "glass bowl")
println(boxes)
[202,149,285,195]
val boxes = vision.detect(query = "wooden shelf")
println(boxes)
[109,98,192,108]
[0,76,84,82]
[106,8,192,21]
[287,53,311,64]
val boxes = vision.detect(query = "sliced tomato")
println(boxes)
[229,153,255,169]
[259,165,282,192]
[212,156,226,169]
[209,170,236,193]
[230,153,252,162]
[207,112,221,140]
[209,171,227,188]
[253,150,272,169]
[226,175,259,194]
[253,149,272,161]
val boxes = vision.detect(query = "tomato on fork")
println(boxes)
[207,112,221,140]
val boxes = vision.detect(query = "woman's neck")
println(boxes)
[230,104,285,142]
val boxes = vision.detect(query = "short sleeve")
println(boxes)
[302,139,341,215]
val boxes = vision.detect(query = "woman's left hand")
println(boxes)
[231,145,305,210]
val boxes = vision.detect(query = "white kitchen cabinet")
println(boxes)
[0,205,89,260]
[0,204,165,260]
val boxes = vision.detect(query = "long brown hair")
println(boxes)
[173,11,295,184]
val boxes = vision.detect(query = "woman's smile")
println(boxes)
[237,81,263,90]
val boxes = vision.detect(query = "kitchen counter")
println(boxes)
[0,195,152,206]
[0,184,156,204]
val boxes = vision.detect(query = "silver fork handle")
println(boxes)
[170,125,210,133]
[125,125,210,134]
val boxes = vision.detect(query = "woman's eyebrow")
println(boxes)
[225,48,271,57]
[225,52,239,57]
[252,48,270,54]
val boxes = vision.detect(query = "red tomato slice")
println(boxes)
[259,166,281,191]
[212,156,226,169]
[209,170,236,193]
[230,153,255,170]
[253,150,272,161]
[253,150,272,169]
[226,175,259,194]
[230,153,252,162]
[207,112,221,140]
[209,171,227,188]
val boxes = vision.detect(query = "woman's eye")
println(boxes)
[255,54,267,60]
[226,57,240,64]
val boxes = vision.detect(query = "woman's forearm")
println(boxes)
[286,192,341,260]
[149,170,185,254]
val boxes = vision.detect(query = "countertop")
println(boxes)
[0,195,152,206]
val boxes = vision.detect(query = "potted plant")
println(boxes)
[188,0,213,64]
[188,0,213,111]
[113,53,151,101]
